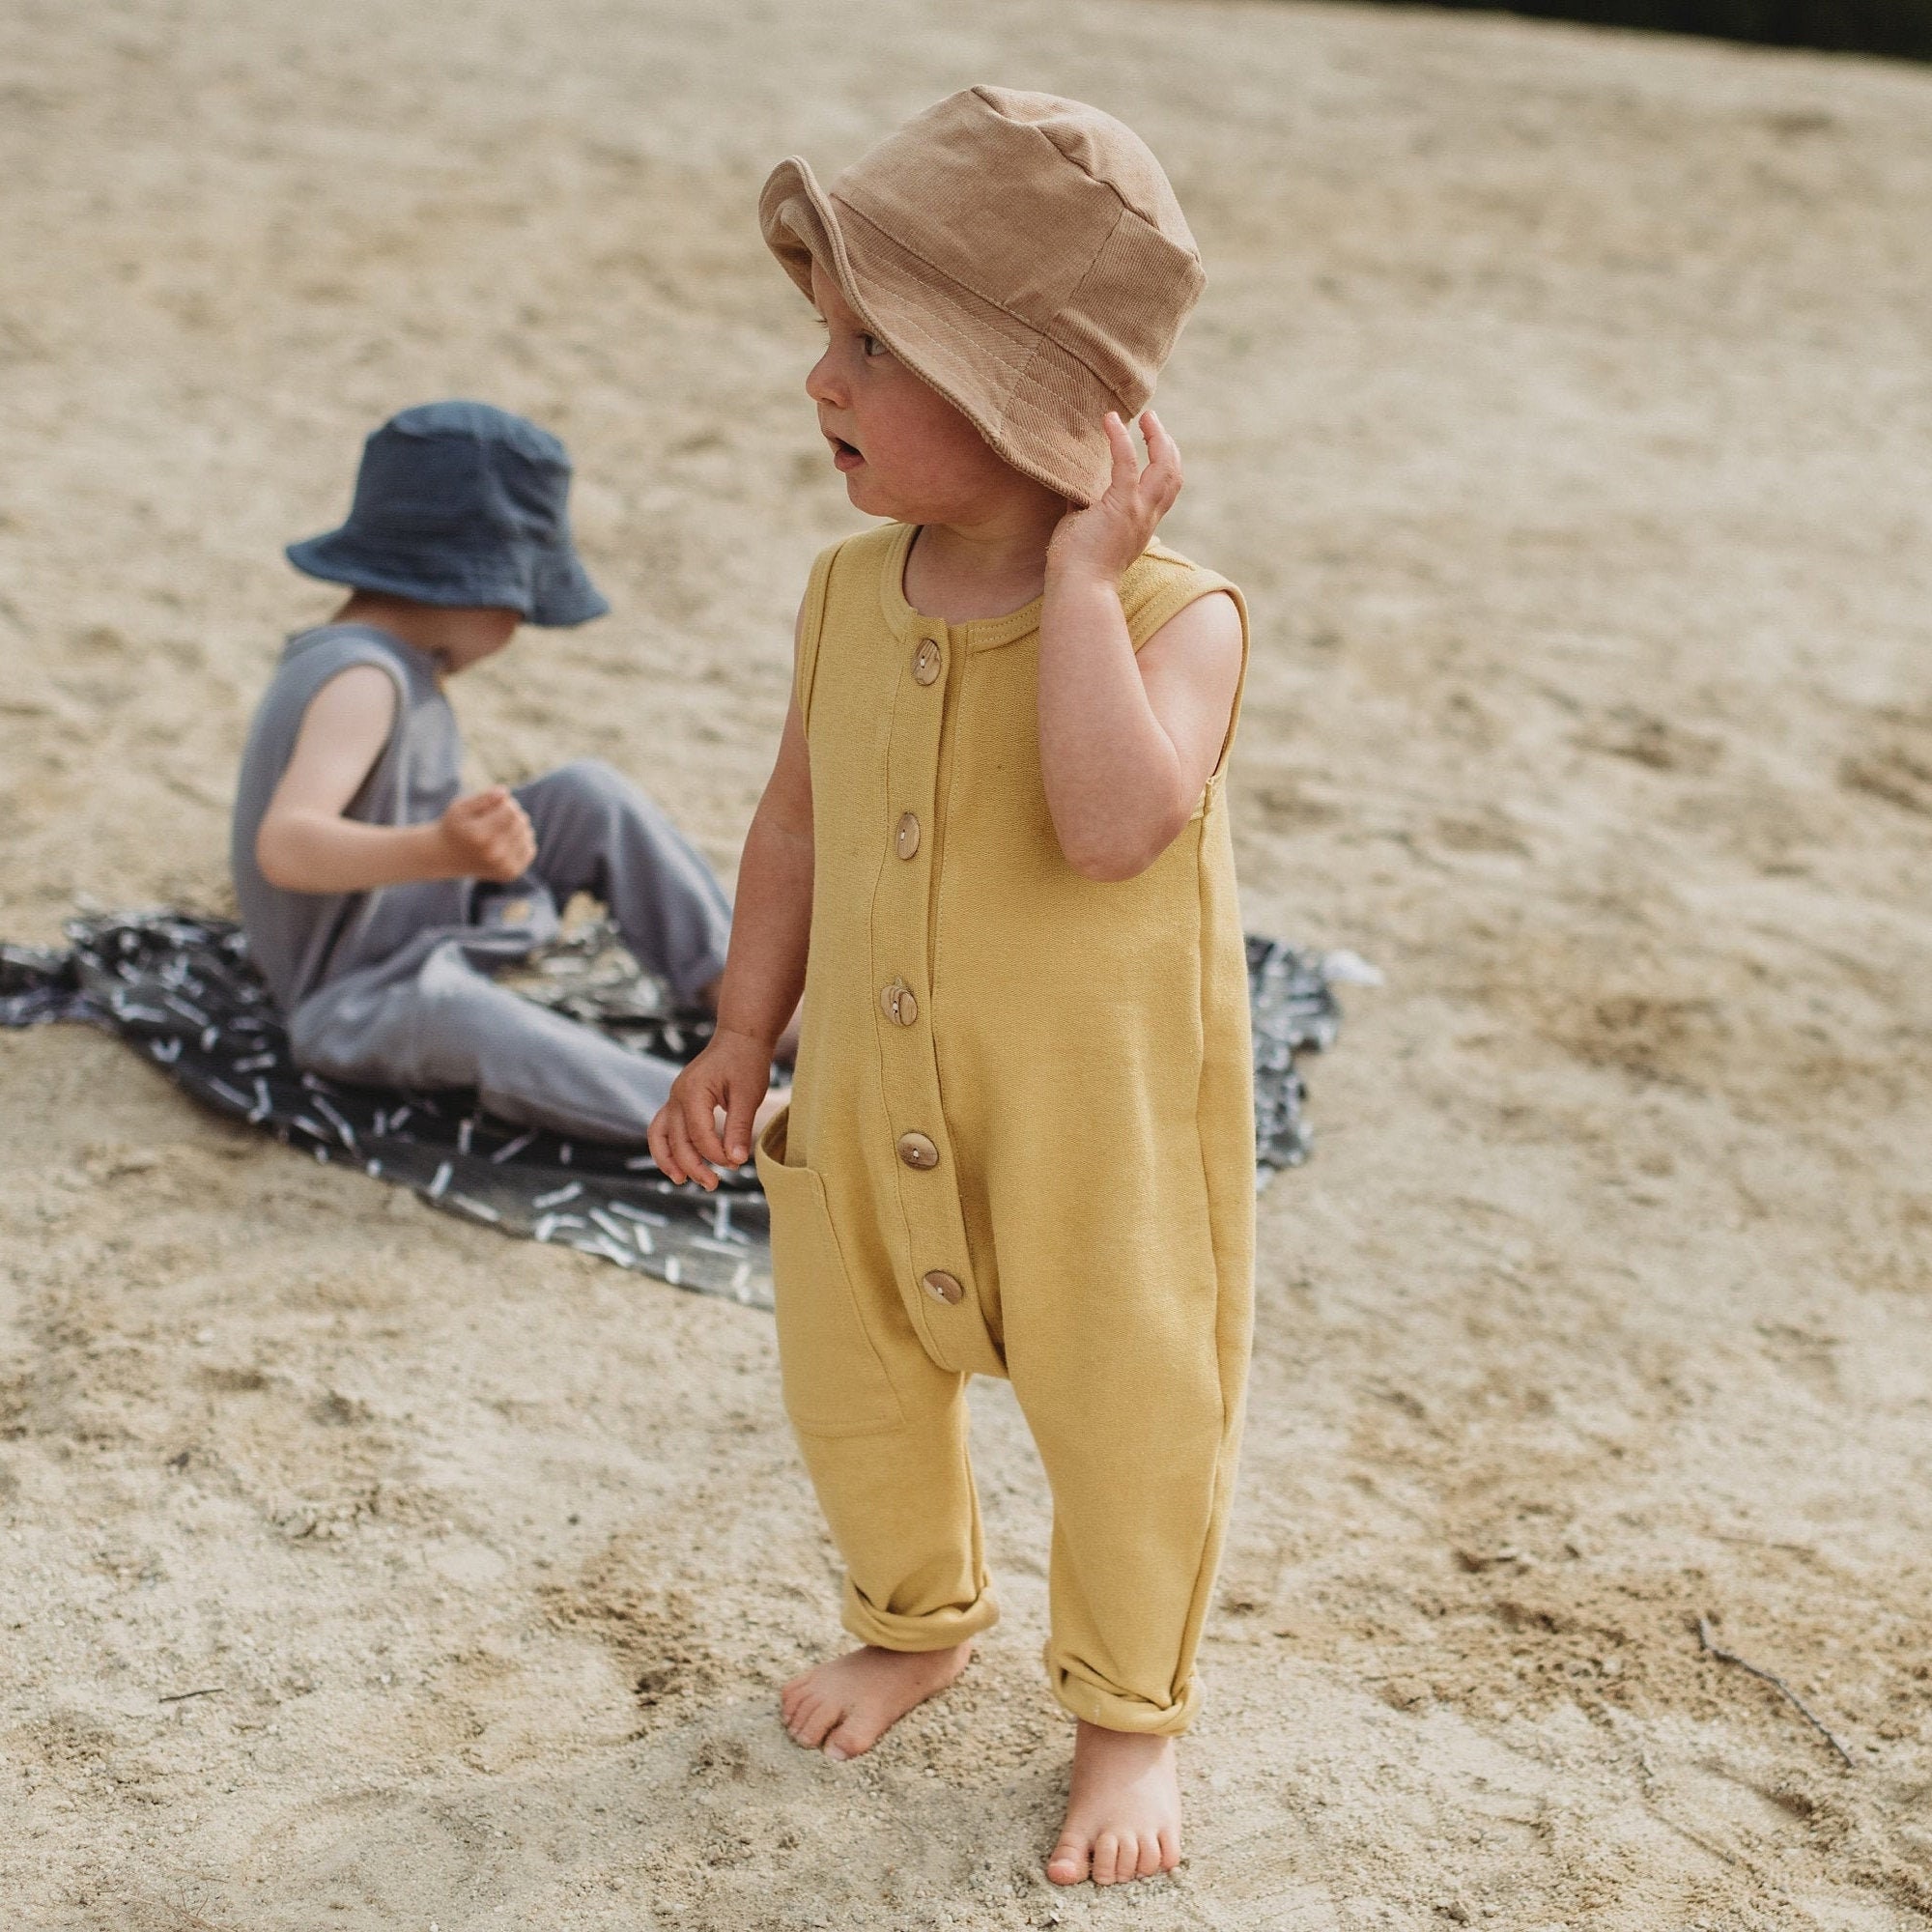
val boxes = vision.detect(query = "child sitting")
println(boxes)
[649,91,1252,1887]
[234,400,738,1145]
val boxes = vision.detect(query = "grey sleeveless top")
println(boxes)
[231,625,469,1012]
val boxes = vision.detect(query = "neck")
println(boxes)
[904,487,1065,625]
[332,592,497,676]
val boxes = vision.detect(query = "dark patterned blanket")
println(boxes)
[1,911,1349,1311]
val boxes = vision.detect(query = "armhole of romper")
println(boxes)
[793,542,842,737]
[294,644,412,824]
[1122,565,1252,786]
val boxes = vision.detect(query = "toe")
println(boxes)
[1136,1832,1165,1879]
[1045,1833,1090,1887]
[1093,1831,1124,1886]
[1156,1826,1181,1873]
[821,1714,875,1762]
[790,1692,837,1749]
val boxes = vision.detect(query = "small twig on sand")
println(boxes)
[1697,1616,1856,1770]
[157,1686,224,1705]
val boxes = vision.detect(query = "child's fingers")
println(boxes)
[1101,411,1139,499]
[663,1101,718,1191]
[1139,411,1183,510]
[645,1105,680,1181]
[469,795,534,878]
[453,785,510,823]
[648,1087,698,1181]
[688,1091,734,1171]
[720,1080,760,1168]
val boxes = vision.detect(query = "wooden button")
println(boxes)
[879,980,918,1027]
[922,1269,964,1305]
[895,811,921,860]
[897,1132,939,1170]
[912,638,943,686]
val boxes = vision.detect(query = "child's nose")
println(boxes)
[805,351,845,410]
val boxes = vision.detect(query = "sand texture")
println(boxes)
[3,0,1932,1925]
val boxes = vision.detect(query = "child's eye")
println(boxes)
[861,333,888,358]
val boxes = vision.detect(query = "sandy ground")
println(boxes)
[2,0,1931,1925]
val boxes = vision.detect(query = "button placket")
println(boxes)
[869,616,993,1375]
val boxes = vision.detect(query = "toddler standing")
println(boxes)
[650,89,1253,1888]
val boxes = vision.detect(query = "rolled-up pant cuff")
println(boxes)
[1048,1659,1199,1736]
[840,1576,1000,1654]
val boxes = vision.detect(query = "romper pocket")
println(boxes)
[754,1110,905,1437]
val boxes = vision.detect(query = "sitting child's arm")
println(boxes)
[649,687,814,1189]
[254,664,536,893]
[1039,410,1243,883]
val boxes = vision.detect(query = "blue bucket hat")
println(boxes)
[286,400,609,627]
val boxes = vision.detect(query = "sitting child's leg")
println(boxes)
[293,938,689,1143]
[513,760,731,1007]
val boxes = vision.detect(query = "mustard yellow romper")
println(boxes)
[754,522,1254,1735]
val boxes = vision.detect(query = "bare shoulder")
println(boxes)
[277,663,401,803]
[299,662,399,738]
[1138,588,1243,680]
[1137,589,1243,789]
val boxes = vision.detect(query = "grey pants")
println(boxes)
[289,761,731,1145]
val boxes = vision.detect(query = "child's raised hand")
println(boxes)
[439,785,537,883]
[1046,411,1183,585]
[647,1029,772,1190]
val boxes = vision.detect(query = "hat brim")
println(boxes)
[286,529,610,628]
[526,551,611,629]
[759,157,1119,508]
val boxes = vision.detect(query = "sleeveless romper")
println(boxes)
[230,625,732,1140]
[754,523,1254,1734]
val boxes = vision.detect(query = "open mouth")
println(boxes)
[828,435,864,471]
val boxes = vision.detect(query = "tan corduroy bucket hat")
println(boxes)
[759,87,1206,507]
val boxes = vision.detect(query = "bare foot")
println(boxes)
[1045,1720,1182,1887]
[780,1642,971,1762]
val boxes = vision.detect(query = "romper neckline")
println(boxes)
[285,621,444,692]
[878,523,1044,654]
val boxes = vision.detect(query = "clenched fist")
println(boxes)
[438,785,536,883]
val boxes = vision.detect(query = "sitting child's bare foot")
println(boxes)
[780,1641,971,1762]
[1045,1720,1182,1887]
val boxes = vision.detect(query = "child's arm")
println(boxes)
[1038,411,1243,883]
[254,665,535,893]
[648,690,813,1188]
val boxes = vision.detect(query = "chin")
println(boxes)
[846,469,936,527]
[843,473,895,518]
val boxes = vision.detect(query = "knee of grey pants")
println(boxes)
[514,760,732,1004]
[293,939,682,1145]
